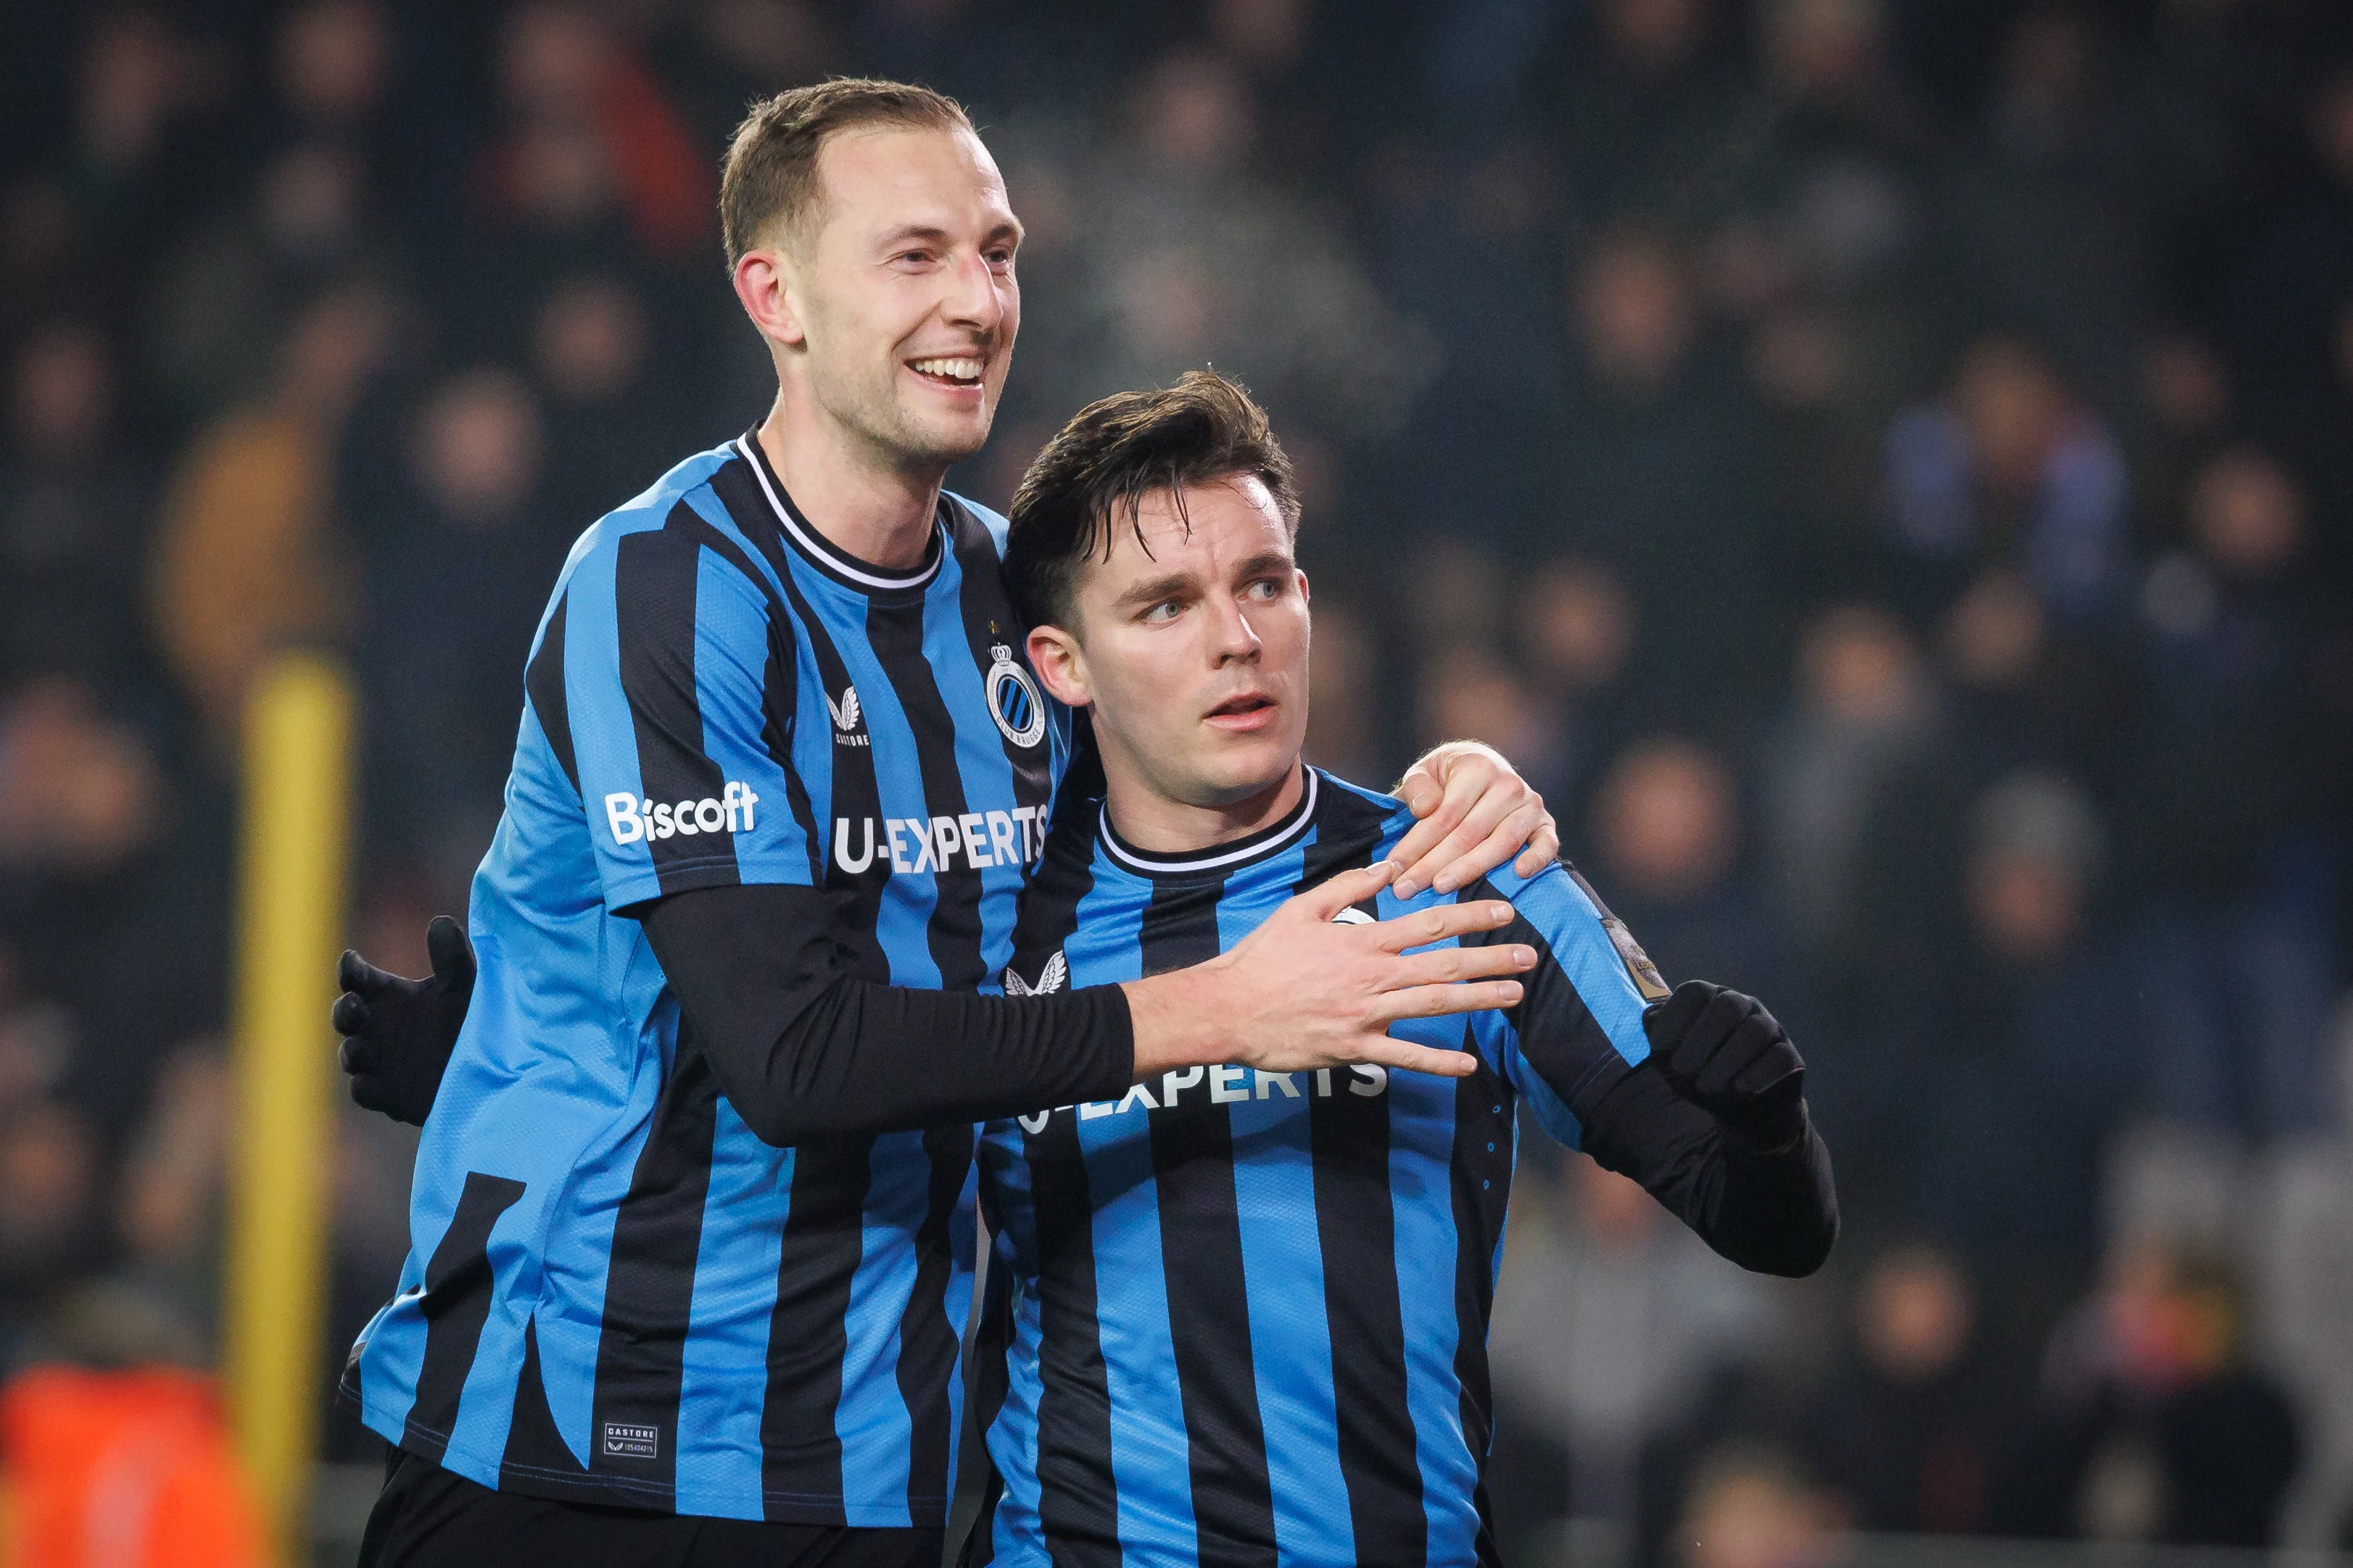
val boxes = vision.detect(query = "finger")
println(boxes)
[1379,943,1537,990]
[1511,809,1561,879]
[1429,802,1547,898]
[1369,899,1515,953]
[1394,767,1521,897]
[331,992,371,1036]
[1376,978,1528,1021]
[1294,860,1399,921]
[1679,991,1766,1092]
[1394,757,1444,818]
[1731,1048,1803,1100]
[1358,1038,1481,1079]
[426,916,476,989]
[1420,785,1535,897]
[1643,979,1718,1052]
[1374,789,1468,903]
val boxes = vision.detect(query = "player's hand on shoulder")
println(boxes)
[1389,741,1559,898]
[334,915,476,1127]
[1641,979,1808,1153]
[1205,861,1537,1079]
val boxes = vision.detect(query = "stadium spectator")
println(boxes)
[2222,65,2353,529]
[1591,737,1798,1015]
[0,323,157,694]
[1800,1245,2003,1535]
[2127,447,2348,1137]
[2014,1244,2302,1545]
[0,1098,102,1351]
[68,9,236,257]
[1492,1155,1781,1534]
[354,365,558,892]
[1883,334,2130,623]
[146,140,388,422]
[148,283,384,752]
[1538,0,1742,237]
[1940,4,2231,416]
[1560,223,1772,728]
[1515,558,1644,818]
[1901,770,2133,1269]
[0,681,229,1145]
[1758,605,1956,979]
[1674,1443,1843,1568]
[1047,45,1430,441]
[526,271,678,526]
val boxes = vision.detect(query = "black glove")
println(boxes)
[1642,979,1807,1153]
[334,915,475,1126]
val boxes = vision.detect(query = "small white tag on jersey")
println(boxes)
[602,1422,660,1460]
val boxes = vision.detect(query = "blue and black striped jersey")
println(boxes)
[969,769,1665,1568]
[346,434,1062,1525]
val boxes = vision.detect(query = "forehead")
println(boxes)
[811,123,1011,239]
[1089,477,1291,584]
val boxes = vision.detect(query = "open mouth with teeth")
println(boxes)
[909,355,985,389]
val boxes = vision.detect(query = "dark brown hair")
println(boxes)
[1004,370,1301,631]
[719,78,972,266]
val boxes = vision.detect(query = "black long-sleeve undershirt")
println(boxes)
[1461,890,1837,1277]
[1576,1063,1839,1277]
[639,882,1135,1147]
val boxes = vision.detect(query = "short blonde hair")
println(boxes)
[719,78,972,265]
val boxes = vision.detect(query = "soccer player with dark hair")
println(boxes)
[952,370,1838,1567]
[338,81,1556,1567]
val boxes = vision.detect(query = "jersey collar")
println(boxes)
[733,434,944,594]
[1098,768,1320,881]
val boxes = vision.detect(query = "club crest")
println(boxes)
[986,644,1049,749]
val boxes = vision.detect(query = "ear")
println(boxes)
[732,246,808,350]
[1026,623,1091,710]
[1297,568,1310,602]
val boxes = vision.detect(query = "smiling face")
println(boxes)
[753,123,1021,474]
[1027,477,1310,824]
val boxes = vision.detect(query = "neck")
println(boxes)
[1103,757,1305,855]
[757,389,944,570]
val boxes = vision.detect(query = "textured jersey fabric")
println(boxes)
[347,434,1062,1525]
[967,769,1666,1568]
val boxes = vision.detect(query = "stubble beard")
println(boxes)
[817,353,993,481]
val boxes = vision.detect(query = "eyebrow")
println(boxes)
[1111,570,1199,612]
[874,217,1025,252]
[1108,552,1294,613]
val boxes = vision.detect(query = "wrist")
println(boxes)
[1122,965,1231,1082]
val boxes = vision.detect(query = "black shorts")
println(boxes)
[358,1447,944,1568]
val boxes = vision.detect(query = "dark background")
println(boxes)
[0,0,2349,1560]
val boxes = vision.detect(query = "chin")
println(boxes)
[1193,744,1298,804]
[901,412,993,468]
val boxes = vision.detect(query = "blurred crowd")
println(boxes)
[0,0,2349,1559]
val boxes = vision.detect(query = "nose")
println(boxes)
[940,249,1004,337]
[1209,592,1262,665]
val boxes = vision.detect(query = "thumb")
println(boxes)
[1294,860,1397,921]
[1397,761,1442,816]
[339,947,394,998]
[426,916,476,990]
[1642,979,1718,1053]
